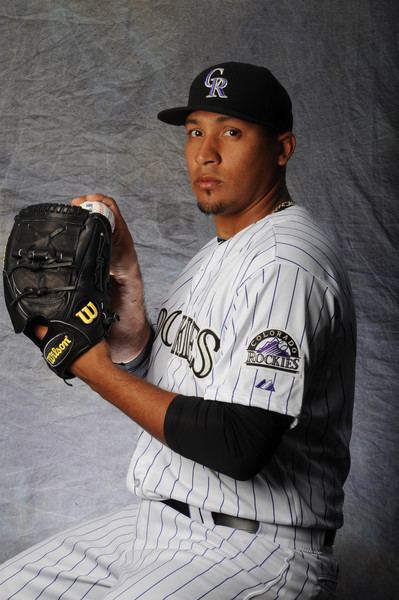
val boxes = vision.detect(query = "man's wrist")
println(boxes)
[110,259,142,288]
[70,341,115,382]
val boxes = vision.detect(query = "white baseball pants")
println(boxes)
[0,500,338,599]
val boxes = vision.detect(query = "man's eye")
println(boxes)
[189,129,202,137]
[224,128,240,137]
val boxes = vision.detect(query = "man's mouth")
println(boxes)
[194,176,223,190]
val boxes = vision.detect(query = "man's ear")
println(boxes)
[277,132,296,166]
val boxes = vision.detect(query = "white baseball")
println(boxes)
[80,201,115,232]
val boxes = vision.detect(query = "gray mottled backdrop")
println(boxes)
[0,1,398,598]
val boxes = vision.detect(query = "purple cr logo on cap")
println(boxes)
[204,67,228,99]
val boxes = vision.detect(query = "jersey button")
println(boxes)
[134,478,140,488]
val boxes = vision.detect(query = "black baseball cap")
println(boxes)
[157,61,293,132]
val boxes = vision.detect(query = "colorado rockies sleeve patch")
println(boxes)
[245,329,301,374]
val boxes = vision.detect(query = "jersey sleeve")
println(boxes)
[203,262,339,420]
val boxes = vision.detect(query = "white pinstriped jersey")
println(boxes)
[127,205,356,530]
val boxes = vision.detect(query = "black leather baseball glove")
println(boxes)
[3,203,118,379]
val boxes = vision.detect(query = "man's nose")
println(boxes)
[196,138,221,165]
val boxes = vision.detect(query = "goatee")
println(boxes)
[197,201,227,215]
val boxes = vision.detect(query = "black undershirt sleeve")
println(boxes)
[164,395,294,481]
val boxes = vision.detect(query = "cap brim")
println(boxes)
[157,105,282,128]
[157,107,193,125]
[158,106,209,125]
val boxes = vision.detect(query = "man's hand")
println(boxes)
[71,194,151,363]
[35,324,48,341]
[71,194,136,283]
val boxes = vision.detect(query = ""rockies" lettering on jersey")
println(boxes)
[246,351,300,371]
[156,308,220,378]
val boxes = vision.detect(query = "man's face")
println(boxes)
[184,111,281,218]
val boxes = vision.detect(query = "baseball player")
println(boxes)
[0,62,356,599]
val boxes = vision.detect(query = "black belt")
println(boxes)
[162,499,336,545]
[324,529,336,546]
[163,499,259,534]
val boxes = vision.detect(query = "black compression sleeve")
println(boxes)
[164,395,293,480]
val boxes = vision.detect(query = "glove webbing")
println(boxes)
[9,223,78,305]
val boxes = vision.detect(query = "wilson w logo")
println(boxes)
[75,301,98,324]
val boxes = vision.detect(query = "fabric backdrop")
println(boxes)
[0,1,398,598]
